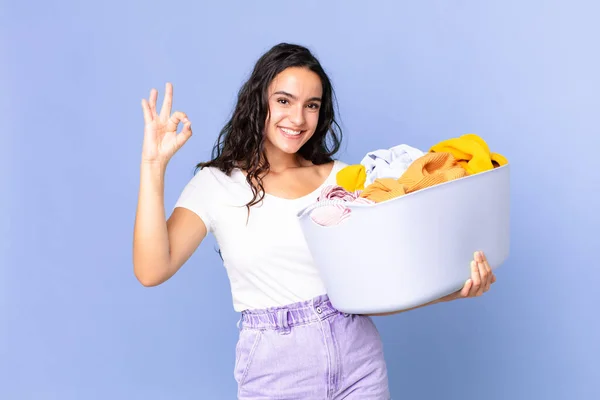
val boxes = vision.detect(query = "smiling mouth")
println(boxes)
[279,127,304,138]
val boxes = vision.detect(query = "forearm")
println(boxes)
[363,296,448,317]
[132,162,172,285]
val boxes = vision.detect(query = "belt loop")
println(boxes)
[278,309,291,335]
[236,316,243,331]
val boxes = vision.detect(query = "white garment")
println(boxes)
[173,160,347,312]
[361,144,424,186]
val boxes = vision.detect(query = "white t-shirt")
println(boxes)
[173,159,347,312]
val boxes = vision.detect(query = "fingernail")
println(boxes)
[183,118,189,123]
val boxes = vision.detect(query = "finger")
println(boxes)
[141,99,153,124]
[160,82,173,121]
[167,111,189,132]
[469,259,482,297]
[176,120,193,148]
[476,254,488,295]
[482,255,493,292]
[480,251,487,263]
[149,89,159,119]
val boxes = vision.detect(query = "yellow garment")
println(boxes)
[336,164,366,192]
[360,152,467,203]
[429,133,508,175]
[359,178,407,203]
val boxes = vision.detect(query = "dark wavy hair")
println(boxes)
[196,43,343,211]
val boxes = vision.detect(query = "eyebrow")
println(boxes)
[273,91,322,102]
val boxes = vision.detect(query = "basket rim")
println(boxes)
[296,163,510,219]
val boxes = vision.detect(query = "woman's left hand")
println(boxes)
[440,251,497,302]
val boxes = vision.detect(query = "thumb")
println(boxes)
[460,279,472,298]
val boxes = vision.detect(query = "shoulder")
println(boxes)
[175,165,245,228]
[315,159,347,178]
[334,159,349,169]
[176,166,245,210]
[331,159,349,175]
[187,165,241,190]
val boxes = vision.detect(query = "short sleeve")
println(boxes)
[173,167,216,233]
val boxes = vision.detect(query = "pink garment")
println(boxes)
[317,185,362,202]
[310,185,374,226]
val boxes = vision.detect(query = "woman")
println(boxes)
[133,43,496,399]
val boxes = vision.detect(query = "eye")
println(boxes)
[307,103,320,110]
[277,98,289,105]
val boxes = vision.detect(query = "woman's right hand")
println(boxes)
[140,82,193,166]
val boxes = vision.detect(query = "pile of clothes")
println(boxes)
[309,133,508,226]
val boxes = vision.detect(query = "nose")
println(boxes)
[288,104,306,126]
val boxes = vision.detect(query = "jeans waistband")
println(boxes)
[239,294,347,330]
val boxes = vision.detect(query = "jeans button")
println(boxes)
[316,307,322,314]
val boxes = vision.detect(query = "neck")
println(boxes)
[263,142,304,173]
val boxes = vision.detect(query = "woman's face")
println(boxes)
[263,67,323,158]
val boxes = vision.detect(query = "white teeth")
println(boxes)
[281,127,301,135]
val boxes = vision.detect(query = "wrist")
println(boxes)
[437,293,456,303]
[141,159,168,172]
[140,160,168,185]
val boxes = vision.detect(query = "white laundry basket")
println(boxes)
[297,164,510,314]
